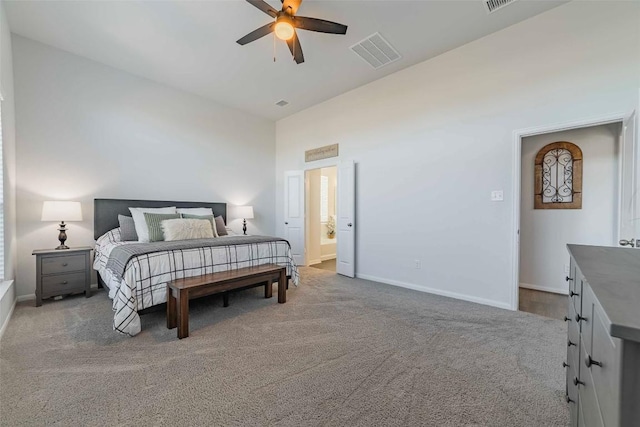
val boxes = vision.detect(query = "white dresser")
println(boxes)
[565,245,640,427]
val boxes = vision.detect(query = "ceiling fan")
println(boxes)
[236,0,348,64]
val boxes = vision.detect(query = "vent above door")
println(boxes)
[484,0,518,13]
[350,33,400,69]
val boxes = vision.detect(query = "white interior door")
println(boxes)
[284,170,305,264]
[618,108,640,248]
[337,161,355,277]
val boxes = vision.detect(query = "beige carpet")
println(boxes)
[0,267,568,426]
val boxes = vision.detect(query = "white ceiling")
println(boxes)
[5,0,567,120]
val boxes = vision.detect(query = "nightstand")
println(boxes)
[32,247,93,307]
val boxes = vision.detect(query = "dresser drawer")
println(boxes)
[581,284,596,353]
[41,254,86,275]
[41,272,86,297]
[579,341,605,427]
[568,302,580,367]
[572,277,583,315]
[589,300,622,427]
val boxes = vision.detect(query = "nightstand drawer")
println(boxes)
[41,272,87,297]
[41,254,85,275]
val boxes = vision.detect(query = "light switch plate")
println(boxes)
[491,190,504,201]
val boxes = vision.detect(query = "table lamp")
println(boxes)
[236,206,254,235]
[41,201,83,250]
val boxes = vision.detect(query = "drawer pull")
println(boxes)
[568,340,576,347]
[62,281,68,284]
[573,377,585,387]
[566,395,574,404]
[562,361,569,368]
[575,314,587,323]
[62,263,68,267]
[570,291,579,297]
[585,355,603,368]
[565,276,573,282]
[563,316,571,322]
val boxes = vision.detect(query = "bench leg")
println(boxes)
[167,285,177,329]
[223,292,229,307]
[176,289,189,339]
[278,269,287,304]
[265,279,273,299]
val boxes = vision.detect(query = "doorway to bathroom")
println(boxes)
[305,166,337,272]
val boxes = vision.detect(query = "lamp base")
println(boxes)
[56,221,69,250]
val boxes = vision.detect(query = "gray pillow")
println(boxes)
[118,215,138,241]
[143,213,181,242]
[215,216,227,236]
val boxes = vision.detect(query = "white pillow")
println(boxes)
[176,207,213,216]
[129,207,177,242]
[162,219,214,241]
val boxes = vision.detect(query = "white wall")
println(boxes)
[0,1,17,337]
[13,36,276,298]
[520,124,619,295]
[305,168,321,265]
[275,1,640,309]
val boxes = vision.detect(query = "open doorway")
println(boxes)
[517,122,621,319]
[305,166,337,272]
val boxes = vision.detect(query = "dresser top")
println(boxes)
[568,244,640,343]
[32,246,93,256]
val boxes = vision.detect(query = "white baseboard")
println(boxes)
[355,273,512,311]
[519,282,569,296]
[320,254,336,261]
[0,279,17,342]
[17,294,35,302]
[307,259,322,266]
[0,297,16,342]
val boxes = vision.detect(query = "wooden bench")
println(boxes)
[166,264,287,339]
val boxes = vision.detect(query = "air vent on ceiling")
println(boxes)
[275,100,289,107]
[350,32,401,70]
[484,0,518,13]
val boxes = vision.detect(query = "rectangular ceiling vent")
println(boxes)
[484,0,518,13]
[350,32,400,70]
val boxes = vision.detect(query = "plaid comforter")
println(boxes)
[94,229,300,336]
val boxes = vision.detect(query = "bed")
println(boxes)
[93,198,299,336]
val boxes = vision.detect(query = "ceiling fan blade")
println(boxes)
[246,0,278,18]
[282,0,302,15]
[293,16,347,34]
[286,30,304,64]
[236,22,275,45]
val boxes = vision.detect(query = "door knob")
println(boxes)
[347,223,353,227]
[570,291,579,297]
[619,238,635,247]
[573,377,585,387]
[565,276,573,282]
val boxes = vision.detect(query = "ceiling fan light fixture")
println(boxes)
[274,20,294,41]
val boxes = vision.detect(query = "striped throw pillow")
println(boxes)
[143,213,181,242]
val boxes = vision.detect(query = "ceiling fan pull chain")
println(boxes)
[273,32,276,62]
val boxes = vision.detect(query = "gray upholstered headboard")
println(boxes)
[94,198,227,240]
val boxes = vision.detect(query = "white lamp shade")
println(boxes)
[235,206,254,219]
[41,201,83,222]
